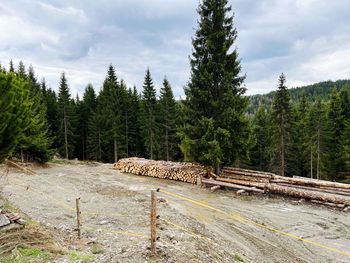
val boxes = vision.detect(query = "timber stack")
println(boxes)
[113,157,204,183]
[114,158,350,208]
[202,167,350,208]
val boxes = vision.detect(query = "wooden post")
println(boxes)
[76,197,81,239]
[151,190,156,253]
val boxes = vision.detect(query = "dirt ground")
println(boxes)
[1,161,350,263]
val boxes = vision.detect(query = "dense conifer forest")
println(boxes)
[1,0,350,184]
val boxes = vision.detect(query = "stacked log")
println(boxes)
[202,167,350,207]
[114,158,204,184]
[114,158,350,207]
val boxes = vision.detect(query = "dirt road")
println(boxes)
[1,162,350,262]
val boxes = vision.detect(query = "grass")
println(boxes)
[69,251,95,262]
[3,200,18,213]
[234,254,244,262]
[91,246,104,254]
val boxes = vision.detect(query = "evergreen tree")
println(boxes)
[308,97,327,179]
[0,72,31,162]
[250,105,271,171]
[9,59,14,73]
[324,88,344,180]
[140,68,158,159]
[57,73,75,159]
[100,65,126,162]
[88,92,104,161]
[15,65,53,162]
[179,0,252,174]
[159,77,178,161]
[128,86,143,157]
[294,90,309,177]
[16,61,26,80]
[272,73,292,176]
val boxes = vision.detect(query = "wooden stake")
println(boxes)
[76,197,81,239]
[151,190,156,253]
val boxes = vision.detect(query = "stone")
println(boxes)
[15,218,27,225]
[0,200,3,208]
[343,206,350,212]
[0,214,11,227]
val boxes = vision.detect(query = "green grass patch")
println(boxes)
[69,251,95,262]
[234,254,244,262]
[0,248,54,263]
[91,246,104,254]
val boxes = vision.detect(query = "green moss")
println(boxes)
[234,254,244,262]
[91,246,104,254]
[69,251,95,262]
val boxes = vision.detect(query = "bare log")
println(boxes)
[202,179,264,193]
[272,176,350,190]
[265,184,350,205]
[216,177,266,189]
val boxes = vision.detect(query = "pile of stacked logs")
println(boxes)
[114,158,350,208]
[114,158,204,184]
[202,167,350,208]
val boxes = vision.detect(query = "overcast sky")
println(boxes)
[1,0,350,98]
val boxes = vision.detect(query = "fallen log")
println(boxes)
[276,183,350,197]
[265,184,350,205]
[202,179,264,193]
[221,169,272,179]
[216,177,266,189]
[271,176,350,190]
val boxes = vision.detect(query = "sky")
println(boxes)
[1,0,350,98]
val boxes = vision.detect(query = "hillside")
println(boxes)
[247,79,350,115]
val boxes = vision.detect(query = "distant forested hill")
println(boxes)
[247,79,350,116]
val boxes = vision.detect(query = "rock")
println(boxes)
[99,220,108,225]
[337,204,345,209]
[343,206,350,212]
[0,214,11,227]
[0,200,3,208]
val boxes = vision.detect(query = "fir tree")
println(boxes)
[9,59,14,73]
[140,68,158,159]
[17,61,26,80]
[272,73,292,176]
[179,0,252,174]
[57,73,75,159]
[324,88,344,180]
[159,77,177,161]
[0,72,31,162]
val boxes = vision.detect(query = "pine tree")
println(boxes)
[295,90,309,177]
[16,61,26,80]
[250,105,271,171]
[15,65,53,162]
[100,65,126,162]
[88,92,104,161]
[308,97,327,179]
[140,68,158,159]
[272,73,292,176]
[57,73,74,159]
[159,77,177,161]
[179,0,252,174]
[324,88,344,180]
[0,72,31,162]
[128,86,143,157]
[9,60,14,73]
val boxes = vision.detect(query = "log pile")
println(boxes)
[203,167,350,207]
[113,158,204,184]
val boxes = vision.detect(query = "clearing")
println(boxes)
[1,161,350,262]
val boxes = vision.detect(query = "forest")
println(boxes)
[1,0,350,184]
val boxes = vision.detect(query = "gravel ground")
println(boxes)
[1,161,350,263]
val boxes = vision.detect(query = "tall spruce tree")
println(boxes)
[15,65,52,162]
[272,73,292,176]
[0,72,31,162]
[308,97,327,179]
[9,59,14,73]
[324,88,344,180]
[159,77,177,161]
[57,73,74,159]
[180,0,252,174]
[140,68,158,159]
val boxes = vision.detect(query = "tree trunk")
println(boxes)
[64,107,69,159]
[281,128,285,177]
[125,112,129,157]
[266,184,350,205]
[165,124,169,161]
[21,149,24,163]
[317,128,320,180]
[98,127,102,162]
[310,148,313,179]
[114,139,118,163]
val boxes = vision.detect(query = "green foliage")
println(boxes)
[159,77,180,161]
[140,68,158,159]
[57,73,75,159]
[179,0,253,173]
[0,72,31,163]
